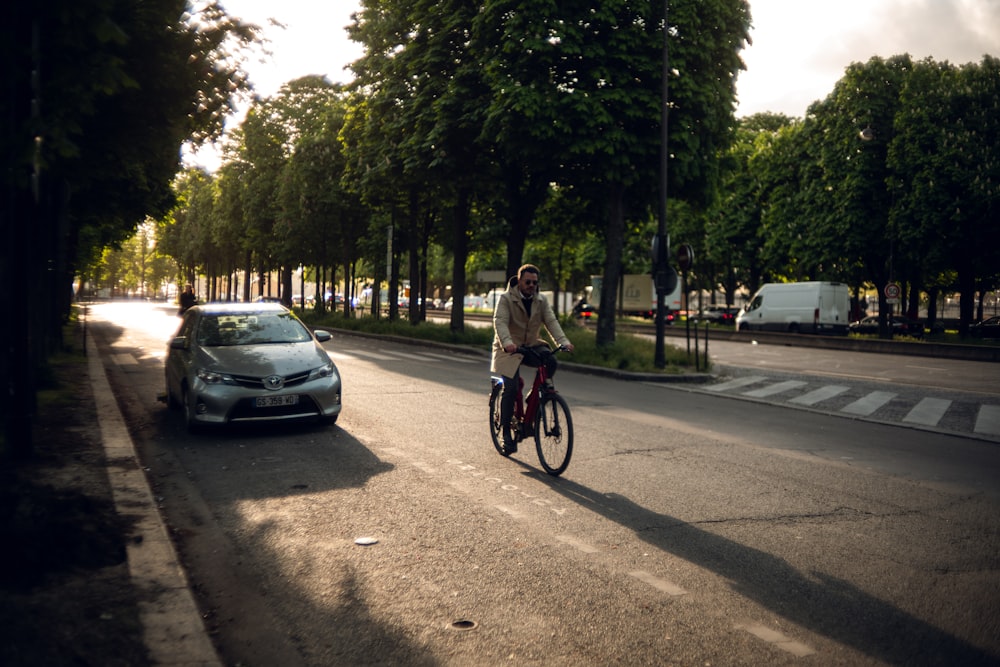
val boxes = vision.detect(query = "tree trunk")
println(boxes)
[958,268,975,337]
[450,187,470,334]
[596,185,626,347]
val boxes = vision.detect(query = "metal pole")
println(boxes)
[704,321,709,369]
[654,0,670,368]
[694,314,699,371]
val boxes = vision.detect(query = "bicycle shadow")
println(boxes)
[533,473,996,665]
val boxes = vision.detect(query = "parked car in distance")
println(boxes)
[696,306,739,324]
[970,316,1000,339]
[164,302,342,431]
[848,315,924,338]
[253,295,283,303]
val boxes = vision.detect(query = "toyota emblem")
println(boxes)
[264,375,284,390]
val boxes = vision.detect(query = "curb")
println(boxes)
[87,335,222,667]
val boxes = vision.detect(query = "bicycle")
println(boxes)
[489,345,574,476]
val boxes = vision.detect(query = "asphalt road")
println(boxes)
[88,301,1000,666]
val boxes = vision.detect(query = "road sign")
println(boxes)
[884,283,901,300]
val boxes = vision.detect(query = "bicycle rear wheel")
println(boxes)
[489,381,508,456]
[534,393,573,475]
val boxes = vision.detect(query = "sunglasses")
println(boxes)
[522,279,538,285]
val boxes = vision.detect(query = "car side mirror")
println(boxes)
[170,336,188,350]
[314,330,332,343]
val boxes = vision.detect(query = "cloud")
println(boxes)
[837,0,1000,67]
[738,0,1000,117]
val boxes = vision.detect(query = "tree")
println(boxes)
[473,0,751,346]
[805,55,914,338]
[1,0,260,457]
[890,56,1000,335]
[706,114,797,299]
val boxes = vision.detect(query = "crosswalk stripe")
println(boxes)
[789,385,849,406]
[704,376,767,392]
[412,351,479,364]
[903,397,952,426]
[331,347,478,364]
[700,374,998,440]
[743,380,808,398]
[343,350,400,361]
[841,391,896,416]
[974,405,1000,436]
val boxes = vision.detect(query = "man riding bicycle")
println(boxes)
[491,264,574,455]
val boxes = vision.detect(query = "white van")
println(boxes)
[736,281,849,335]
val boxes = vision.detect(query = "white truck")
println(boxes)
[736,281,850,335]
[592,274,683,318]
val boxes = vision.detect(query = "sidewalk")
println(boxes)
[86,334,222,666]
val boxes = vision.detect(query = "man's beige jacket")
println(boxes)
[491,282,571,378]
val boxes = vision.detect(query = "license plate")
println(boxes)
[255,394,298,408]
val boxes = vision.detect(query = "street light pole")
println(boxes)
[654,0,670,368]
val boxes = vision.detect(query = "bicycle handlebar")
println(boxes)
[513,344,568,359]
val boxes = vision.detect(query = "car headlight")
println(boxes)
[308,363,335,380]
[196,368,237,385]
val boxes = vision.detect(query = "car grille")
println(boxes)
[229,371,311,389]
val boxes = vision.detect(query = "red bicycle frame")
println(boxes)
[511,361,551,439]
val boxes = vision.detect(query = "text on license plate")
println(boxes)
[255,394,299,408]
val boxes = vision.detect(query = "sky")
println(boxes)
[189,0,999,168]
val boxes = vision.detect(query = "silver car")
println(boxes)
[165,302,341,431]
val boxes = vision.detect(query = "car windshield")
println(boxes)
[196,312,312,347]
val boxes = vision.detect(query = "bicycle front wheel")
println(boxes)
[489,381,508,456]
[534,393,573,475]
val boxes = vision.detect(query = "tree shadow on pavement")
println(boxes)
[539,475,997,665]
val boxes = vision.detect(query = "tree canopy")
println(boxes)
[1,0,260,456]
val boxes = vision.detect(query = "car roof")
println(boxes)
[190,302,291,316]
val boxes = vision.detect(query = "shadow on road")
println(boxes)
[539,474,997,665]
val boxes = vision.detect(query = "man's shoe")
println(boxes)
[502,427,517,455]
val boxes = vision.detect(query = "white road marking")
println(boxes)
[742,380,808,398]
[737,623,816,657]
[413,351,479,364]
[974,405,1000,436]
[628,570,687,596]
[112,353,138,366]
[903,397,952,426]
[555,534,600,554]
[495,505,525,520]
[704,376,768,392]
[341,349,400,361]
[841,391,896,416]
[789,385,849,406]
